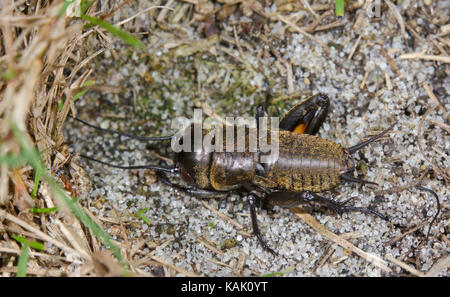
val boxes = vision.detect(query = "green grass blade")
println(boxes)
[31,167,41,199]
[59,0,94,17]
[0,68,17,80]
[135,208,151,224]
[9,123,127,270]
[335,0,345,16]
[12,235,45,251]
[59,0,73,16]
[30,207,59,214]
[80,14,144,49]
[17,243,29,277]
[58,80,94,111]
[0,154,27,167]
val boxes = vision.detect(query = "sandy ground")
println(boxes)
[65,1,449,276]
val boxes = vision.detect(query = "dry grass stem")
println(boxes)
[201,200,244,230]
[399,53,450,63]
[301,0,319,19]
[385,0,406,44]
[428,119,450,134]
[384,220,430,247]
[290,208,392,273]
[277,15,329,55]
[0,247,72,262]
[0,209,90,260]
[313,20,345,32]
[196,235,224,256]
[207,258,233,269]
[303,10,333,32]
[145,253,199,277]
[115,6,174,27]
[422,82,448,116]
[417,108,450,182]
[385,255,425,277]
[348,34,363,61]
[425,255,450,277]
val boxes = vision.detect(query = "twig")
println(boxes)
[290,208,392,273]
[54,219,91,260]
[149,151,174,164]
[313,20,345,32]
[115,6,174,27]
[301,0,319,19]
[431,146,449,162]
[425,255,450,277]
[385,255,425,277]
[385,0,406,45]
[206,258,233,269]
[113,207,129,261]
[439,24,450,36]
[399,53,450,63]
[436,36,450,48]
[373,170,428,196]
[347,35,363,61]
[285,60,294,94]
[422,82,448,116]
[157,0,175,22]
[233,25,245,59]
[360,69,370,89]
[201,200,244,230]
[304,10,333,32]
[233,251,246,276]
[179,0,198,4]
[146,253,199,277]
[314,245,334,273]
[277,15,329,55]
[0,209,90,260]
[417,108,450,182]
[380,47,401,76]
[383,220,430,247]
[404,21,426,43]
[353,0,373,32]
[196,235,224,256]
[0,266,62,276]
[428,119,450,134]
[0,247,73,262]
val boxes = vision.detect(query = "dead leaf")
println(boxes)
[11,169,34,211]
[92,251,125,277]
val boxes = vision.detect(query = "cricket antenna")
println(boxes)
[416,186,441,244]
[347,122,397,154]
[340,172,378,186]
[70,115,173,141]
[80,154,179,173]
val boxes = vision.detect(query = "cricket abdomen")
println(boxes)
[261,131,347,192]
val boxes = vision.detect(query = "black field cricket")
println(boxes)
[76,94,440,254]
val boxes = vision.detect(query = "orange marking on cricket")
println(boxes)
[293,123,308,134]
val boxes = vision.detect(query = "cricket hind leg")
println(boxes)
[254,86,330,136]
[265,190,388,220]
[279,94,330,135]
[254,80,271,129]
[304,191,388,220]
[248,188,387,256]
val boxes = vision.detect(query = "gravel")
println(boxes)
[65,0,449,276]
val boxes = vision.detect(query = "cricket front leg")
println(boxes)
[248,192,277,255]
